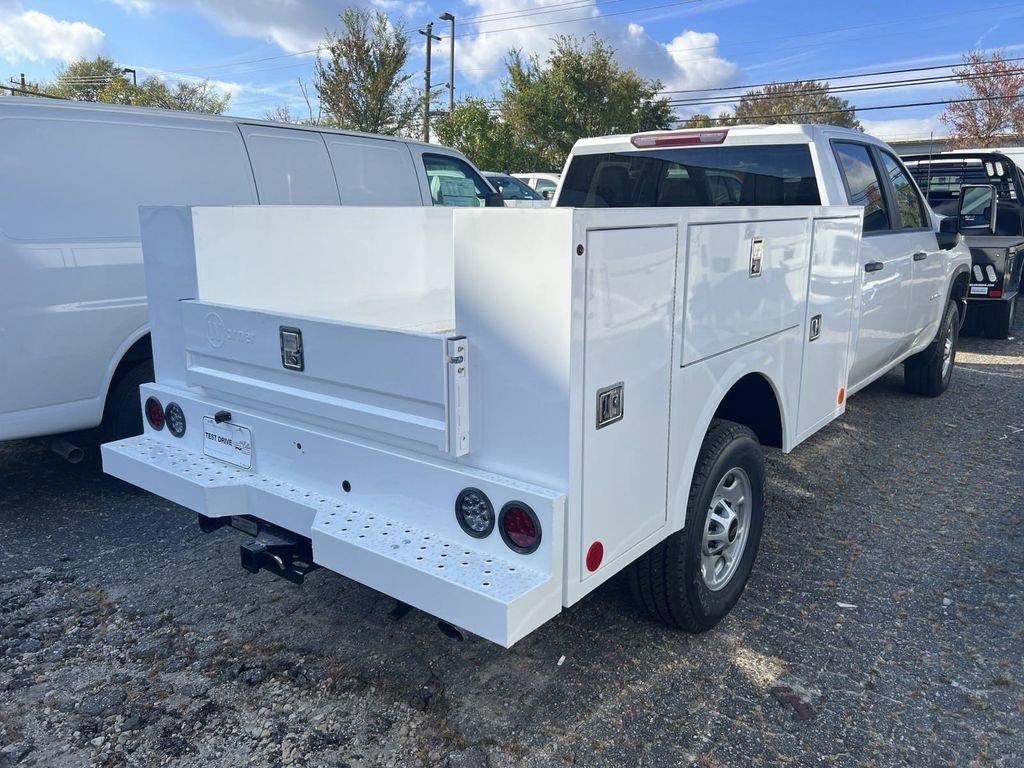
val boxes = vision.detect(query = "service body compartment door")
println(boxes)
[795,216,862,442]
[581,226,677,579]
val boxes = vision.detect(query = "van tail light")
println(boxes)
[499,502,541,554]
[989,288,1003,298]
[145,397,165,431]
[630,129,728,148]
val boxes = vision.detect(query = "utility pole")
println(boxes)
[419,22,440,143]
[439,12,455,113]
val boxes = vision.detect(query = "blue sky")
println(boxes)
[2,0,1022,138]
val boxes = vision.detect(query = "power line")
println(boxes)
[666,69,1023,108]
[449,0,708,40]
[659,55,1024,97]
[674,92,1024,122]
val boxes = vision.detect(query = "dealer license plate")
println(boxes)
[202,417,253,469]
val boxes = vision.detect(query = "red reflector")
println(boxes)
[586,541,604,572]
[837,387,846,405]
[145,396,164,430]
[630,129,728,148]
[499,502,541,554]
[989,288,1003,298]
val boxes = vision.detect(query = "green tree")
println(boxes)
[315,7,419,135]
[680,112,717,128]
[44,56,228,114]
[440,36,671,171]
[733,80,861,129]
[47,57,126,102]
[941,50,1024,148]
[434,99,525,171]
[500,35,673,170]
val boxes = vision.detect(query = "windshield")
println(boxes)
[486,174,544,200]
[557,144,820,208]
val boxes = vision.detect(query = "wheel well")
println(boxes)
[950,270,969,324]
[713,373,783,449]
[109,334,152,392]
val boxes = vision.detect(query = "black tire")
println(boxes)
[904,299,959,397]
[982,297,1016,340]
[627,419,765,632]
[99,359,154,444]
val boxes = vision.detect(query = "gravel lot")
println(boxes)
[1,302,1022,768]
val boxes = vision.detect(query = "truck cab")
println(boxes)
[554,124,972,395]
[903,150,1024,338]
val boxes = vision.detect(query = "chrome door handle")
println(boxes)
[913,251,928,261]
[864,261,884,273]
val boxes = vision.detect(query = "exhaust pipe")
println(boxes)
[44,437,84,464]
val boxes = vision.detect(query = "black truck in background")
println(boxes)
[904,151,1023,338]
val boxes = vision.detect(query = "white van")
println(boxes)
[0,97,499,451]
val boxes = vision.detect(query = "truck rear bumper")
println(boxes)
[103,434,563,647]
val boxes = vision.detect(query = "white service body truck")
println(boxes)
[103,126,971,647]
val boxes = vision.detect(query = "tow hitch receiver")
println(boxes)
[239,527,318,585]
[198,514,318,585]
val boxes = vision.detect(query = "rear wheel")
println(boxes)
[99,359,154,444]
[904,299,959,397]
[627,419,765,632]
[982,297,1017,340]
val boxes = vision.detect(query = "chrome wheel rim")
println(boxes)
[941,315,955,380]
[701,467,752,591]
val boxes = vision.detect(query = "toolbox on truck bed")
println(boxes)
[104,203,863,646]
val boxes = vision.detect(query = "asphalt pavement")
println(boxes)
[1,301,1021,768]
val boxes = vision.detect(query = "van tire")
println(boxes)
[627,419,765,632]
[983,297,1016,340]
[99,359,154,444]
[904,299,959,397]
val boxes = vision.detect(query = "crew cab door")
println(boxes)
[875,149,946,348]
[833,141,913,389]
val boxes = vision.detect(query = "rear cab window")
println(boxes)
[423,153,493,207]
[556,144,820,208]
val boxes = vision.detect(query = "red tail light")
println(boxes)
[989,288,1003,298]
[499,502,541,554]
[145,397,165,430]
[630,129,728,149]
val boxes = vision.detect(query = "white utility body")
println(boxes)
[104,201,865,646]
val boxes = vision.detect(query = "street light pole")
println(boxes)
[418,22,441,143]
[439,12,455,113]
[122,68,137,87]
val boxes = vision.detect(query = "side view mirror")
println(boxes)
[541,189,554,200]
[936,215,959,250]
[485,192,505,208]
[958,184,997,235]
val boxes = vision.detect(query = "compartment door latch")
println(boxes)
[447,336,470,457]
[596,382,624,429]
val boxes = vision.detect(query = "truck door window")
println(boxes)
[423,154,492,207]
[556,144,819,208]
[878,151,927,229]
[832,142,890,232]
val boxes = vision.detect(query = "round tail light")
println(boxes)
[499,502,541,554]
[145,397,165,431]
[456,488,494,538]
[165,402,186,437]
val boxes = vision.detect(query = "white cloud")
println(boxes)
[0,4,105,64]
[451,0,739,96]
[860,116,946,141]
[121,0,420,53]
